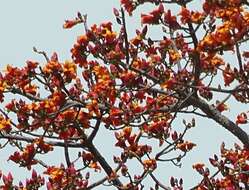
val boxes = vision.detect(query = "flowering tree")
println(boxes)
[1,0,249,189]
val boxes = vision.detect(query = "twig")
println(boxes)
[121,8,130,66]
[88,116,102,142]
[33,47,49,62]
[0,133,84,148]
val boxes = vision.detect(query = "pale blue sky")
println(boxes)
[0,1,247,189]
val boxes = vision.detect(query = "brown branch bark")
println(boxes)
[85,159,124,190]
[188,96,249,147]
[88,117,101,142]
[143,86,249,147]
[64,140,71,167]
[86,142,123,188]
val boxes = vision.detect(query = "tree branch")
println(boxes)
[188,96,249,147]
[121,8,130,66]
[88,116,101,142]
[64,140,71,167]
[0,133,85,148]
[86,142,123,188]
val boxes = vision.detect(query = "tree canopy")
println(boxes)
[1,0,249,189]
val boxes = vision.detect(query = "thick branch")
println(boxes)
[235,39,243,72]
[188,96,249,147]
[86,159,124,190]
[184,9,201,95]
[142,85,249,146]
[87,142,123,188]
[64,140,71,167]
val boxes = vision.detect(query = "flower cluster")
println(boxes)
[1,0,249,189]
[45,165,89,189]
[0,170,44,190]
[115,127,152,157]
[193,143,249,189]
[9,138,53,170]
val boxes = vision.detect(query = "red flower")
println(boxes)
[141,14,156,24]
[121,0,135,15]
[9,152,21,163]
[243,51,249,58]
[143,159,157,170]
[164,10,180,29]
[236,112,247,125]
[223,64,234,86]
[179,7,191,24]
[192,163,205,175]
[216,101,228,112]
[177,141,196,152]
[141,4,164,24]
[110,107,123,117]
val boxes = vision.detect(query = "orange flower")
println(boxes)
[123,127,132,139]
[87,99,100,117]
[200,54,225,73]
[130,35,142,46]
[0,114,11,132]
[101,26,117,44]
[9,151,21,163]
[169,49,181,63]
[34,138,53,153]
[63,60,77,80]
[191,11,205,24]
[45,167,64,181]
[89,162,101,171]
[214,23,232,45]
[210,56,225,67]
[26,60,38,71]
[77,111,90,128]
[43,61,62,75]
[23,84,37,95]
[120,71,137,86]
[0,80,7,102]
[5,100,16,111]
[40,99,56,113]
[93,65,111,82]
[197,34,216,51]
[82,151,94,162]
[110,107,123,117]
[177,141,196,152]
[63,19,81,29]
[77,35,88,45]
[0,80,7,92]
[106,49,125,61]
[161,78,177,89]
[143,159,157,170]
[108,171,119,182]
